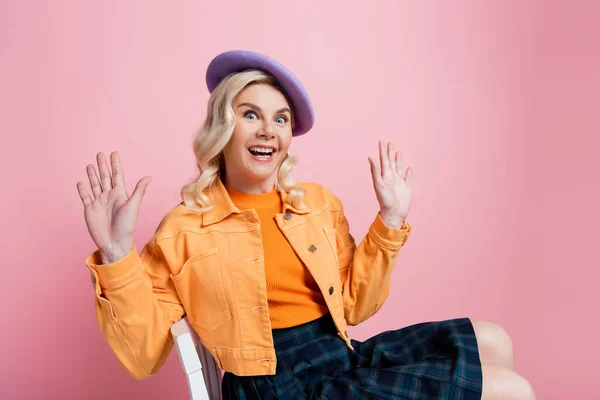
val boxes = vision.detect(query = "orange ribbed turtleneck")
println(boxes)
[225,186,328,329]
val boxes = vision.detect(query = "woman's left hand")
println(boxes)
[368,141,413,229]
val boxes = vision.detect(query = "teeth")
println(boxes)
[249,147,274,154]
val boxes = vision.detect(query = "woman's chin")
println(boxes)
[247,173,276,184]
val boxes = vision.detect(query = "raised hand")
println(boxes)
[76,152,151,263]
[368,141,413,229]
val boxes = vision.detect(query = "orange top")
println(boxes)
[225,186,328,328]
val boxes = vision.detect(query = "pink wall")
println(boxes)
[1,1,598,398]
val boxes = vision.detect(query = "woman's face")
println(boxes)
[222,83,293,193]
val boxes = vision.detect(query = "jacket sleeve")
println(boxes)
[332,196,412,326]
[85,236,184,380]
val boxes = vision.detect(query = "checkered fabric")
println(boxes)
[222,313,482,399]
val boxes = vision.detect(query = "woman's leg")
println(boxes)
[472,319,515,370]
[481,364,536,400]
[472,320,535,399]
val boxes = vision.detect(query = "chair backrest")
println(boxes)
[171,317,222,400]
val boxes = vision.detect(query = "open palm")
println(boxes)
[76,152,151,260]
[368,141,413,227]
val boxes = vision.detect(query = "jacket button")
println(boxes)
[309,244,317,253]
[329,286,334,295]
[284,213,292,220]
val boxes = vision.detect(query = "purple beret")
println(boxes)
[205,50,314,136]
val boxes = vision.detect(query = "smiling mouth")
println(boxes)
[248,147,276,160]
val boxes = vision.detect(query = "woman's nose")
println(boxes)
[258,121,276,139]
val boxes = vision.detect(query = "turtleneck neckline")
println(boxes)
[225,185,281,210]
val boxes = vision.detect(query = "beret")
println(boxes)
[206,50,314,136]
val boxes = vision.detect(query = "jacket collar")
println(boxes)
[201,178,310,226]
[280,188,311,215]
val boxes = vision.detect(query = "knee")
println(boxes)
[472,320,514,367]
[473,319,512,349]
[482,365,536,400]
[511,373,536,400]
[516,376,536,400]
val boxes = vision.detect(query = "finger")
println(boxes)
[86,164,101,198]
[110,151,126,191]
[77,181,93,206]
[97,152,113,191]
[395,151,403,175]
[368,157,382,186]
[129,176,152,207]
[404,166,413,185]
[388,142,396,172]
[378,141,389,176]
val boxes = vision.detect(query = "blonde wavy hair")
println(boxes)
[181,70,305,213]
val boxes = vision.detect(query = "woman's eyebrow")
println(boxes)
[237,102,261,112]
[276,107,291,115]
[237,103,291,115]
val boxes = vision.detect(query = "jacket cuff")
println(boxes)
[368,213,412,249]
[85,245,144,290]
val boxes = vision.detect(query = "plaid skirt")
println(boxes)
[222,313,483,399]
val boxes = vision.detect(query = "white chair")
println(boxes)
[171,317,223,400]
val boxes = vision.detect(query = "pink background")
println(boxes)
[1,1,598,398]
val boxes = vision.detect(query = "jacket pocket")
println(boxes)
[323,228,341,270]
[170,248,232,333]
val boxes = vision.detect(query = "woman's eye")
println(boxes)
[275,116,287,124]
[244,111,258,120]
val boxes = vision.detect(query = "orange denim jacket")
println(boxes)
[86,178,412,378]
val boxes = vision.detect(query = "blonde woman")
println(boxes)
[77,50,535,399]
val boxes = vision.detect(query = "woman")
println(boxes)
[77,50,535,399]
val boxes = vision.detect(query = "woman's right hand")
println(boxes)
[77,151,152,264]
